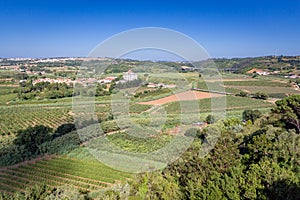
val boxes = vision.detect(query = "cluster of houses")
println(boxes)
[32,78,75,85]
[30,70,136,86]
[246,68,270,76]
[246,68,300,78]
[28,70,178,90]
[31,77,117,86]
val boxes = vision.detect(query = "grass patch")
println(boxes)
[0,93,17,105]
[165,95,273,114]
[107,132,173,153]
[223,80,290,87]
[227,86,299,95]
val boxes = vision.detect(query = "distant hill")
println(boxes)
[213,55,300,74]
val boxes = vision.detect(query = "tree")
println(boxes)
[14,125,53,155]
[253,92,268,100]
[54,123,76,138]
[206,114,216,124]
[45,185,84,200]
[252,73,258,78]
[272,95,300,133]
[236,91,249,97]
[24,184,50,200]
[130,172,182,200]
[242,109,262,123]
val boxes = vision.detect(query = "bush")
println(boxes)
[206,114,216,124]
[236,91,249,97]
[54,123,76,138]
[253,92,268,100]
[242,109,262,123]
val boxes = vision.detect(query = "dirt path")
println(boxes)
[266,99,280,104]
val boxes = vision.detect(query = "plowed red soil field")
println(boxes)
[139,90,223,106]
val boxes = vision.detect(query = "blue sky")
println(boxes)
[0,0,299,59]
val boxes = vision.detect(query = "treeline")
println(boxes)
[17,81,74,100]
[214,56,300,73]
[16,81,117,100]
[0,123,81,167]
[105,64,132,73]
[236,91,269,100]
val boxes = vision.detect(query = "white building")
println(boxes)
[123,70,138,81]
[98,76,117,84]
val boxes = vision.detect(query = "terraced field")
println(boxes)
[0,156,132,194]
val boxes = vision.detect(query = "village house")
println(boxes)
[246,68,269,76]
[98,76,117,84]
[147,83,157,88]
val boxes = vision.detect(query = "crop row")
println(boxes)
[0,156,132,194]
[35,160,123,183]
[0,106,73,136]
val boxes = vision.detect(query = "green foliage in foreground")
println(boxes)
[242,109,262,123]
[126,95,300,199]
[1,95,300,199]
[272,94,300,133]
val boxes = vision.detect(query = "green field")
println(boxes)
[226,85,299,95]
[217,78,300,97]
[107,132,173,153]
[0,94,17,105]
[164,95,273,114]
[0,105,73,136]
[0,155,132,194]
[0,86,17,95]
[223,80,290,87]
